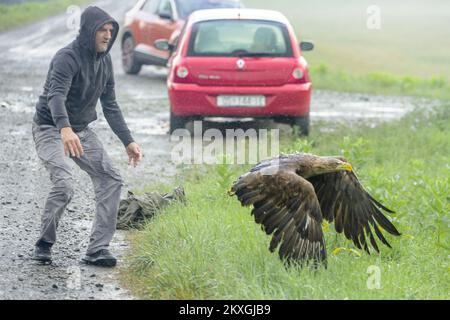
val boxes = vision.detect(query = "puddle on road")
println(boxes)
[311,100,415,121]
[8,128,30,136]
[123,114,169,136]
[312,111,405,120]
[0,101,35,114]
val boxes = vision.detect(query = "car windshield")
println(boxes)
[175,0,242,19]
[188,20,293,57]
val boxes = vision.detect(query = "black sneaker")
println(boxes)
[32,243,52,263]
[82,249,117,267]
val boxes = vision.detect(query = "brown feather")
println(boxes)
[308,170,400,254]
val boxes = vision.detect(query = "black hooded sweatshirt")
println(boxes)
[33,6,134,147]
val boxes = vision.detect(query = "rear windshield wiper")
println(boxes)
[235,52,276,57]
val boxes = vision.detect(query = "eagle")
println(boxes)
[229,153,401,266]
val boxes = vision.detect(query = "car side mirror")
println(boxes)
[159,12,173,21]
[300,41,314,51]
[154,39,174,51]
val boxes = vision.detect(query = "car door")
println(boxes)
[145,0,179,59]
[133,0,160,52]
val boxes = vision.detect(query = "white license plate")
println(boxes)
[217,95,266,107]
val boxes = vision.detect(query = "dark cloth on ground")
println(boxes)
[117,187,186,230]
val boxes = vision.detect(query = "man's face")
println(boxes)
[95,23,114,53]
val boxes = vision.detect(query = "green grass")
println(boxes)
[244,0,450,99]
[0,0,90,32]
[122,105,450,299]
[310,64,450,100]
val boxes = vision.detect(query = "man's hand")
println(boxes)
[61,127,84,158]
[126,142,142,167]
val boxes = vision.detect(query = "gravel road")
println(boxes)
[0,0,434,300]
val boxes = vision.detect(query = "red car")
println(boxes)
[121,0,243,74]
[155,9,314,135]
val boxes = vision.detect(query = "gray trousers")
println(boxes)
[32,122,123,255]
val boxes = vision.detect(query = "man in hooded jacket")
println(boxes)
[31,6,142,267]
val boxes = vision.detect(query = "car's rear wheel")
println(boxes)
[169,111,188,134]
[273,115,310,136]
[122,35,142,75]
[291,114,310,137]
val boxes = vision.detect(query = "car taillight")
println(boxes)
[173,66,193,83]
[177,66,189,79]
[292,68,304,80]
[288,67,309,84]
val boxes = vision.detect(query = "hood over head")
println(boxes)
[76,6,119,59]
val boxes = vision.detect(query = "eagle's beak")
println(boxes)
[340,163,353,172]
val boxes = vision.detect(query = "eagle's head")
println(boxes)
[311,156,353,176]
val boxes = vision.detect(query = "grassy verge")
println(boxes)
[121,105,449,299]
[309,63,450,100]
[0,0,90,32]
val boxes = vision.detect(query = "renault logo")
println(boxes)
[236,59,245,70]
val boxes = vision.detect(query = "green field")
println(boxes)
[245,0,450,79]
[122,105,450,299]
[0,0,90,32]
[245,0,450,99]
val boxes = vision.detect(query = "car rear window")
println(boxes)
[176,0,242,19]
[187,20,293,57]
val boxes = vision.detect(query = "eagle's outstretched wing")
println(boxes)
[308,170,401,253]
[230,168,326,264]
